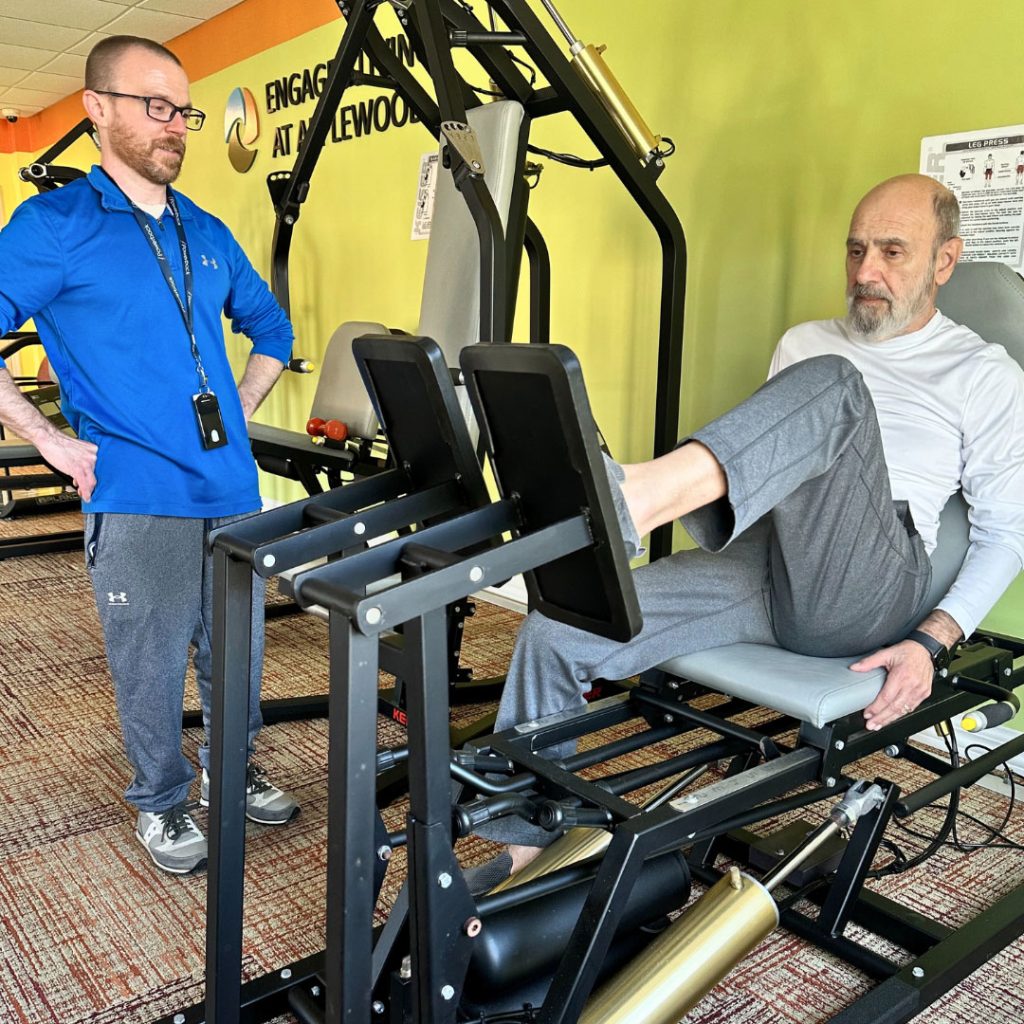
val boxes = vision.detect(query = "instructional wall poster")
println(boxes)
[921,124,1024,270]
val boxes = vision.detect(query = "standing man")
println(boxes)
[0,37,298,874]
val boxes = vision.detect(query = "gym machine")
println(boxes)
[0,331,82,559]
[247,0,686,737]
[260,0,686,560]
[158,335,1024,1024]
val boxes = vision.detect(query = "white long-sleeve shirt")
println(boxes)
[768,310,1024,638]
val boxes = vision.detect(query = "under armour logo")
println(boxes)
[107,592,129,605]
[200,254,219,270]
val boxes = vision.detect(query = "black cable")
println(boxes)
[526,143,609,170]
[508,52,537,85]
[468,82,506,97]
[887,733,1024,859]
[867,723,962,878]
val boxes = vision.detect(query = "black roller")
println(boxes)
[462,850,690,1008]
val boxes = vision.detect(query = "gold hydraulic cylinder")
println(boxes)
[536,0,661,163]
[571,42,661,163]
[578,866,778,1024]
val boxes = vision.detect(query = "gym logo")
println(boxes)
[107,591,129,606]
[224,87,259,173]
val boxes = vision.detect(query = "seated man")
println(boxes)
[468,173,1024,891]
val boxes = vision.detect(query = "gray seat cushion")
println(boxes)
[657,644,884,729]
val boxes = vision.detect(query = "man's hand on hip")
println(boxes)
[852,640,935,731]
[36,432,98,501]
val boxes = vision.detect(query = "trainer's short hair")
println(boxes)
[933,187,960,246]
[85,36,182,92]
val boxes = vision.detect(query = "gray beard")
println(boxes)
[845,269,935,344]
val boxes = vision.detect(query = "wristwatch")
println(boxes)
[905,629,951,671]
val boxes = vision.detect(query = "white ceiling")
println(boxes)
[0,0,244,118]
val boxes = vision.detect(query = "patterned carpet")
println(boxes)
[1,512,1024,1024]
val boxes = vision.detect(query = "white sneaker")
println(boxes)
[136,803,207,874]
[200,762,300,826]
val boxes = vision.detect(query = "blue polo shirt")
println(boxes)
[0,165,294,517]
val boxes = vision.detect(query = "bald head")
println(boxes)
[844,175,964,343]
[853,174,960,255]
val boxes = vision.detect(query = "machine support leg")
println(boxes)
[404,610,476,1023]
[817,780,900,937]
[205,548,256,1024]
[324,613,380,1024]
[538,829,648,1024]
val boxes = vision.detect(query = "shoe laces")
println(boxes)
[246,762,272,795]
[159,801,200,841]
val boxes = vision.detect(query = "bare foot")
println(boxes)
[509,843,543,873]
[620,442,727,538]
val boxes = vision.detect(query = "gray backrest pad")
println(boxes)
[310,321,389,439]
[310,101,526,440]
[417,100,526,356]
[938,261,1024,366]
[928,262,1024,601]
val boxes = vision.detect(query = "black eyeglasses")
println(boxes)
[95,91,206,131]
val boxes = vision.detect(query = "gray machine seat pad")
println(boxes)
[656,644,884,729]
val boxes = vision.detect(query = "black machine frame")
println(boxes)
[244,0,687,760]
[267,0,686,560]
[159,336,1024,1024]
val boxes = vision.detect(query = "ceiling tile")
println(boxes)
[0,42,60,72]
[0,86,72,108]
[39,51,88,79]
[0,0,131,32]
[20,70,82,97]
[0,17,89,51]
[69,32,113,57]
[140,0,241,17]
[0,67,28,88]
[102,7,202,40]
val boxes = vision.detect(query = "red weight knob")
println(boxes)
[324,419,349,442]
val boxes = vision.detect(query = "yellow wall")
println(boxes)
[6,1,1024,664]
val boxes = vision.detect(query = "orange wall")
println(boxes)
[0,0,340,154]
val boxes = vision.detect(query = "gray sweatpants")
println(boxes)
[480,355,933,845]
[85,512,265,813]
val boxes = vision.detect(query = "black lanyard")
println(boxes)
[101,168,209,392]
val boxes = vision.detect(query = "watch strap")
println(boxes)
[906,629,947,663]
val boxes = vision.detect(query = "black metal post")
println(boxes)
[270,0,379,315]
[323,610,381,1024]
[413,0,508,344]
[403,610,476,1023]
[524,218,551,344]
[205,546,257,1024]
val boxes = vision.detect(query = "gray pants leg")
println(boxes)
[687,354,932,655]
[86,513,265,813]
[479,355,931,846]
